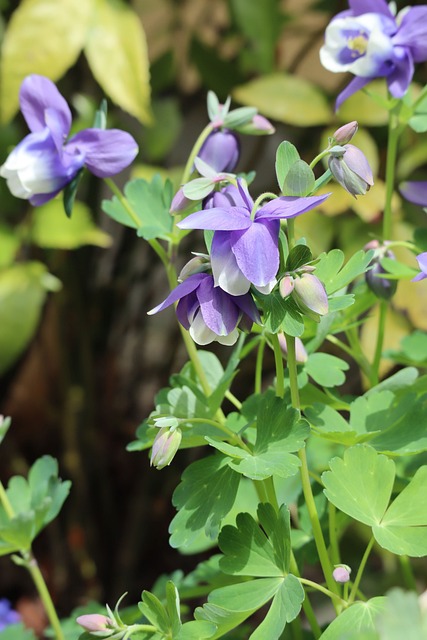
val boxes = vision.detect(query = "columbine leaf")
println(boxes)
[322,445,395,527]
[209,577,283,611]
[102,176,173,239]
[169,454,240,551]
[319,597,386,639]
[304,353,349,388]
[84,0,151,123]
[282,160,315,197]
[138,591,170,634]
[315,249,373,294]
[250,575,305,639]
[375,588,427,639]
[286,244,312,272]
[275,142,300,191]
[175,620,218,640]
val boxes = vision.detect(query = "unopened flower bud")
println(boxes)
[332,121,358,145]
[328,144,373,197]
[293,274,328,321]
[76,614,113,633]
[234,114,275,136]
[365,243,397,300]
[178,254,210,281]
[170,187,192,214]
[413,252,427,282]
[153,417,180,429]
[150,427,182,470]
[278,334,308,364]
[198,129,240,173]
[332,565,351,583]
[279,275,295,298]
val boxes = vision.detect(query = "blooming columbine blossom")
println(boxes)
[0,599,20,631]
[0,75,138,205]
[148,272,260,345]
[320,0,427,109]
[399,181,427,208]
[178,180,329,296]
[412,253,427,282]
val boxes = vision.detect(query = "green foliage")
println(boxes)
[0,262,60,375]
[282,160,315,197]
[0,624,38,639]
[233,74,332,126]
[319,597,387,639]
[102,176,173,240]
[322,445,427,556]
[305,353,349,388]
[275,141,300,191]
[315,249,374,294]
[169,454,240,551]
[0,456,71,554]
[207,391,309,480]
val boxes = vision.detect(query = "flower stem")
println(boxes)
[271,333,285,398]
[284,334,340,607]
[348,537,375,604]
[299,578,347,606]
[329,503,340,565]
[182,123,214,184]
[0,481,64,640]
[255,337,266,394]
[290,554,322,639]
[370,300,388,386]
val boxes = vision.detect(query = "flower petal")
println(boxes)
[234,293,261,326]
[256,194,330,220]
[399,181,427,207]
[147,274,205,315]
[335,76,372,111]
[348,0,393,18]
[231,220,280,287]
[211,232,251,295]
[196,276,239,335]
[393,8,427,62]
[178,206,251,231]
[66,129,138,177]
[189,312,217,345]
[19,75,71,136]
[387,47,414,98]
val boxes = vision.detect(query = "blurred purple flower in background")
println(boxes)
[179,180,329,296]
[320,0,427,108]
[148,272,260,345]
[412,253,427,282]
[0,75,138,206]
[0,599,20,630]
[399,181,427,208]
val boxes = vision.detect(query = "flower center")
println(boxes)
[347,34,368,57]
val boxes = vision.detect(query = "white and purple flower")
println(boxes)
[148,272,260,345]
[0,75,138,205]
[178,180,329,296]
[320,0,427,108]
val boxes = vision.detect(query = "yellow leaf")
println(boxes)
[85,0,152,124]
[293,209,334,255]
[233,73,331,126]
[0,0,93,123]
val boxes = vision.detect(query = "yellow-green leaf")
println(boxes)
[30,200,112,249]
[0,0,94,123]
[84,0,152,124]
[233,73,331,126]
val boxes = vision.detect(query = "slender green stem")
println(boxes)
[182,123,214,184]
[250,192,278,220]
[399,555,417,591]
[290,554,322,639]
[188,418,251,452]
[263,477,279,511]
[284,336,340,605]
[299,578,347,606]
[309,148,330,170]
[370,300,388,386]
[287,219,296,250]
[345,328,373,380]
[225,390,242,410]
[329,503,340,566]
[348,537,375,604]
[271,333,285,398]
[255,337,266,394]
[0,482,64,640]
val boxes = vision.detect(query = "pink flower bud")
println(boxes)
[150,428,182,470]
[278,334,308,364]
[293,274,328,320]
[170,187,192,214]
[178,254,210,281]
[279,275,295,298]
[332,121,358,145]
[76,614,113,632]
[332,565,351,583]
[235,114,275,136]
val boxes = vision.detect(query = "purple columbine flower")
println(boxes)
[320,1,427,109]
[148,272,260,345]
[178,180,329,296]
[198,128,240,173]
[0,599,20,631]
[412,252,427,282]
[0,75,138,206]
[399,181,427,208]
[328,144,373,197]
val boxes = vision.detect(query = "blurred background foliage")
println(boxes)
[0,0,427,630]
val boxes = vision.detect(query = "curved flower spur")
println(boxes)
[0,75,138,207]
